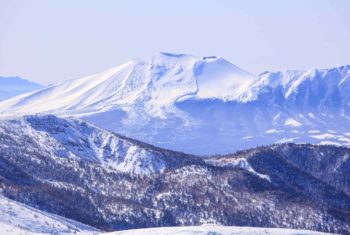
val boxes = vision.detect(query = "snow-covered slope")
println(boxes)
[0,114,193,174]
[0,195,99,234]
[239,66,350,108]
[106,225,332,235]
[0,53,349,154]
[0,76,43,101]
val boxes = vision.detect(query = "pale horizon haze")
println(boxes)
[0,0,349,85]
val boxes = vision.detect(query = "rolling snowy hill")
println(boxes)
[0,76,43,101]
[0,53,349,154]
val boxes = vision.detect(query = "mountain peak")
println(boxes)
[0,53,254,118]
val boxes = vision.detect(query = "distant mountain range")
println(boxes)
[0,115,349,234]
[0,53,349,155]
[0,76,43,101]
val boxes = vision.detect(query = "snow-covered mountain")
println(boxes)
[0,53,254,116]
[0,76,43,101]
[0,53,349,154]
[0,195,99,234]
[1,115,350,234]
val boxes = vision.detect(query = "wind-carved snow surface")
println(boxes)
[0,195,99,234]
[0,53,349,154]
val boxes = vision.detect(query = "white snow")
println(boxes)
[284,118,302,127]
[104,225,332,235]
[319,141,341,146]
[308,113,315,118]
[0,195,99,235]
[310,133,337,140]
[338,137,350,145]
[205,158,270,181]
[308,130,321,134]
[242,136,253,140]
[265,129,283,134]
[194,57,255,99]
[276,137,298,143]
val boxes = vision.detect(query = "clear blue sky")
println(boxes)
[0,0,349,85]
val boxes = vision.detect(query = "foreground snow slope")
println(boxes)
[0,195,99,234]
[0,53,349,154]
[106,225,333,235]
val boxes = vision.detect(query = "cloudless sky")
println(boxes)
[0,0,349,85]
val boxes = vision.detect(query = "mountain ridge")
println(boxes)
[1,115,350,233]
